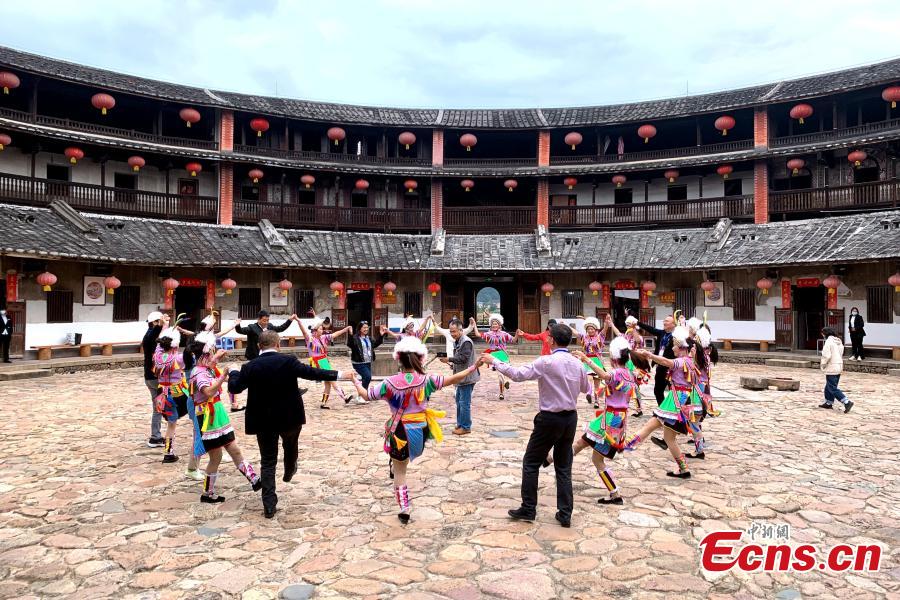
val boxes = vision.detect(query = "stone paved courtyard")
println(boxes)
[0,357,898,599]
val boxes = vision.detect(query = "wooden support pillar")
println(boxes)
[432,129,444,167]
[218,162,234,226]
[537,179,549,228]
[753,160,769,224]
[430,177,443,232]
[220,110,234,153]
[753,106,769,149]
[537,130,550,167]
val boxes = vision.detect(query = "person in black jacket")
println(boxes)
[234,310,296,360]
[346,321,383,404]
[0,308,13,363]
[848,307,866,361]
[632,312,676,407]
[228,330,355,518]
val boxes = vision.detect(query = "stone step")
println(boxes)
[0,369,51,381]
[765,359,814,369]
[889,369,900,377]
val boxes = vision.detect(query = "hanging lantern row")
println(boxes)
[327,127,346,146]
[504,179,518,192]
[248,168,264,183]
[427,282,441,297]
[330,281,345,297]
[64,147,84,164]
[757,277,773,295]
[847,150,867,167]
[91,93,116,115]
[404,179,418,192]
[398,131,416,149]
[564,131,583,150]
[301,174,316,188]
[383,281,397,297]
[36,271,57,292]
[278,278,293,297]
[186,162,202,177]
[789,103,813,125]
[162,277,179,296]
[460,133,477,151]
[0,132,10,151]
[664,169,679,183]
[221,278,237,295]
[250,117,270,137]
[104,276,121,295]
[637,124,657,144]
[541,282,554,297]
[883,86,900,109]
[128,156,145,172]
[888,271,900,292]
[0,71,20,94]
[588,281,602,296]
[786,158,805,175]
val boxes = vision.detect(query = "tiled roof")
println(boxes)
[1,203,898,271]
[2,45,899,129]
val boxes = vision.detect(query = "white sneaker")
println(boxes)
[355,397,368,405]
[185,469,206,481]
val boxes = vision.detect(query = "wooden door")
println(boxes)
[331,309,348,330]
[6,301,25,357]
[774,308,792,349]
[441,284,464,327]
[826,309,845,340]
[519,282,541,335]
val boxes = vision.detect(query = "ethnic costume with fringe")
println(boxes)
[153,347,190,423]
[581,332,607,374]
[481,329,513,363]
[652,356,702,436]
[306,333,334,371]
[583,366,637,459]
[188,365,236,454]
[370,372,446,463]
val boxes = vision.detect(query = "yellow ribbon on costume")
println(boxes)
[402,408,447,443]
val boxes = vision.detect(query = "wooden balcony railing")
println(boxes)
[549,195,755,229]
[770,119,900,148]
[550,139,754,165]
[233,144,432,167]
[769,179,899,213]
[443,206,537,232]
[0,107,219,150]
[0,171,218,221]
[442,157,538,168]
[232,201,430,232]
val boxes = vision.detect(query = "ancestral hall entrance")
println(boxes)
[439,275,524,333]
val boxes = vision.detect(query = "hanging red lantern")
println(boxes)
[541,282,554,297]
[383,281,397,297]
[664,169,679,183]
[221,278,237,295]
[641,280,657,297]
[278,278,293,297]
[611,174,626,188]
[36,271,57,292]
[301,174,315,189]
[460,133,477,151]
[883,86,900,109]
[0,71,20,95]
[714,115,735,136]
[888,271,900,292]
[756,277,773,295]
[823,275,841,291]
[847,150,867,168]
[637,124,657,144]
[564,131,583,150]
[327,127,346,146]
[127,156,145,172]
[64,147,84,165]
[700,280,717,296]
[717,164,733,179]
[186,162,202,177]
[330,281,345,297]
[398,131,416,149]
[427,282,441,297]
[162,277,180,297]
[504,179,518,192]
[249,168,264,183]
[103,275,121,295]
[0,133,10,151]
[250,118,270,137]
[563,177,578,189]
[179,107,201,128]
[786,158,805,175]
[355,179,370,191]
[461,179,474,192]
[789,103,814,125]
[91,93,116,115]
[589,281,602,296]
[404,179,418,192]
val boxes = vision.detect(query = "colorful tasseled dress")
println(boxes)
[583,366,637,459]
[369,372,446,462]
[307,333,333,370]
[623,328,650,383]
[481,329,513,363]
[188,364,236,455]
[581,332,607,373]
[692,347,720,418]
[652,356,701,435]
[153,346,189,422]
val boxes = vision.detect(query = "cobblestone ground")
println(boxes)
[0,357,898,599]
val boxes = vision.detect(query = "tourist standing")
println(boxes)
[432,315,475,358]
[234,310,296,360]
[516,319,558,356]
[819,327,853,413]
[0,308,12,363]
[142,311,166,448]
[848,307,866,361]
[440,319,480,435]
[347,320,383,403]
[480,324,591,528]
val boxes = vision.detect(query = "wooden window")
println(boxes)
[241,185,260,202]
[667,184,688,201]
[724,179,743,197]
[522,283,539,311]
[294,289,314,317]
[866,285,892,323]
[113,173,137,204]
[178,179,199,197]
[46,290,73,323]
[238,288,261,320]
[46,164,71,197]
[112,285,140,322]
[561,289,584,319]
[404,291,423,317]
[674,288,696,319]
[733,288,756,321]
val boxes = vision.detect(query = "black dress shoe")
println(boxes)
[666,470,691,479]
[264,506,277,519]
[598,496,624,505]
[818,403,833,409]
[554,511,571,528]
[650,436,669,450]
[252,479,263,492]
[283,463,297,482]
[507,507,535,522]
[298,387,308,396]
[685,452,706,460]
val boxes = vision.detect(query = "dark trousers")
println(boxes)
[353,362,373,389]
[850,333,865,359]
[0,335,9,362]
[653,367,669,407]
[255,426,302,510]
[520,410,577,519]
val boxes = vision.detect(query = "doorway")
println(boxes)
[174,286,206,343]
[347,289,373,330]
[461,279,519,332]
[794,286,826,350]
[612,290,640,331]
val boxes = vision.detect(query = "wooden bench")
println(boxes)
[99,342,141,356]
[722,339,775,352]
[862,344,900,361]
[31,344,94,360]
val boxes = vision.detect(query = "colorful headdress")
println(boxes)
[583,317,601,331]
[697,327,712,349]
[195,330,216,354]
[489,313,504,327]
[402,316,417,332]
[686,317,702,333]
[609,335,630,360]
[671,325,690,348]
[158,327,181,349]
[393,335,428,363]
[625,315,638,327]
[200,312,217,332]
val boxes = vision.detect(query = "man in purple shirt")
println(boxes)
[479,324,591,528]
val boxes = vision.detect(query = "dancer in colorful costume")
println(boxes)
[382,314,433,341]
[194,313,244,412]
[298,313,352,409]
[351,336,478,523]
[185,336,262,503]
[574,316,610,408]
[471,313,518,400]
[608,315,651,416]
[684,324,721,459]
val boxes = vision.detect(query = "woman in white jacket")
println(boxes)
[819,327,853,413]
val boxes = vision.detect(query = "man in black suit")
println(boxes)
[228,330,355,518]
[234,310,296,360]
[0,309,13,363]
[633,312,676,406]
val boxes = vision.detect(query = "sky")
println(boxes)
[1,0,899,109]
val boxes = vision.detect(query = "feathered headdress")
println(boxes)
[402,316,417,332]
[609,335,630,361]
[687,316,702,333]
[671,325,690,348]
[489,313,504,327]
[195,330,216,354]
[583,317,601,331]
[200,312,217,332]
[625,315,638,327]
[697,327,712,349]
[158,327,181,349]
[393,335,428,363]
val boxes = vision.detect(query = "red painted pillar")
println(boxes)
[754,160,768,224]
[432,129,444,167]
[220,109,234,153]
[431,178,443,232]
[753,106,769,149]
[219,162,234,226]
[537,179,549,228]
[537,130,550,167]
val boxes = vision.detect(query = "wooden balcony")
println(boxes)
[770,118,900,148]
[550,139,754,165]
[769,179,899,214]
[443,206,537,232]
[232,201,430,232]
[442,157,538,169]
[0,107,219,150]
[549,195,755,229]
[233,144,432,167]
[0,172,218,221]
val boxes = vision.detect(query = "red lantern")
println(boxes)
[637,124,657,144]
[563,177,578,190]
[0,133,10,151]
[278,278,293,297]
[330,281,345,297]
[641,280,657,297]
[700,279,717,297]
[714,115,735,136]
[717,164,733,179]
[888,271,900,292]
[847,150,867,168]
[221,278,237,295]
[301,174,315,189]
[383,281,397,297]
[327,127,346,146]
[461,179,474,192]
[589,281,602,296]
[250,118,270,137]
[0,71,20,95]
[162,277,180,297]
[179,107,201,128]
[427,282,441,297]
[564,131,583,150]
[36,271,57,292]
[786,158,805,175]
[128,156,145,172]
[404,179,418,192]
[91,93,115,115]
[355,179,370,191]
[541,282,554,297]
[398,131,416,149]
[757,277,773,295]
[249,169,264,183]
[664,169,679,183]
[103,276,121,295]
[789,103,814,125]
[186,162,202,177]
[823,275,841,291]
[883,86,900,109]
[64,147,84,165]
[611,175,626,188]
[504,179,518,192]
[460,133,477,151]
